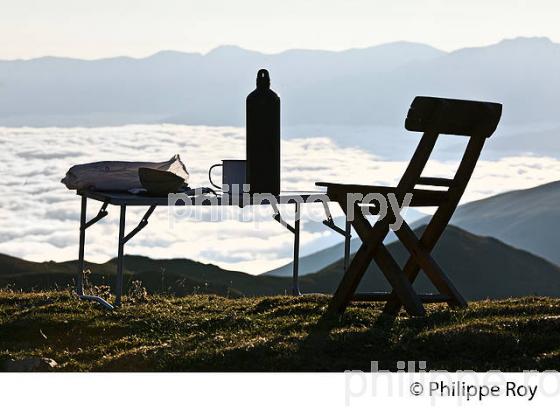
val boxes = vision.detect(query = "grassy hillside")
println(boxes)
[2,290,560,371]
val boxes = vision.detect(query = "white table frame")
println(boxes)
[75,190,352,309]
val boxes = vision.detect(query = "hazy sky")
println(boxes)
[1,0,559,59]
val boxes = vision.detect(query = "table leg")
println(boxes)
[115,205,126,307]
[292,202,301,296]
[75,196,114,310]
[344,219,351,270]
[321,202,353,271]
[76,196,87,295]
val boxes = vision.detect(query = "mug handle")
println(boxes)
[208,163,222,189]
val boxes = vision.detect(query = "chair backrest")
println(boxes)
[396,96,502,195]
[405,96,502,138]
[394,96,502,241]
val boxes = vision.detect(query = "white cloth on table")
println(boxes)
[61,154,189,191]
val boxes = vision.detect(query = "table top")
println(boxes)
[78,189,330,206]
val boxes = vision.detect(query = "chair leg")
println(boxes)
[372,244,426,316]
[327,201,425,316]
[328,241,376,315]
[383,221,450,315]
[383,260,421,315]
[348,204,425,315]
[326,200,387,314]
[394,222,467,308]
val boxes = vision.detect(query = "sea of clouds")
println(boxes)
[1,124,560,274]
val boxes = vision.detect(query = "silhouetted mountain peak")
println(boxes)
[446,36,558,58]
[366,40,443,52]
[497,36,554,46]
[205,45,260,58]
[427,179,560,265]
[147,50,201,59]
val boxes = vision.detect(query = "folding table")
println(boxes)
[75,190,352,309]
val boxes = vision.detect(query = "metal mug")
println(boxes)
[208,159,247,192]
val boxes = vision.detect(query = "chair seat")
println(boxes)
[316,182,448,206]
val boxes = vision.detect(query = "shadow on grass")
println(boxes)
[155,303,560,372]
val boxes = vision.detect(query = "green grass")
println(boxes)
[1,290,560,371]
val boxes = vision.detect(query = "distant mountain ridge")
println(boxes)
[443,180,560,265]
[303,225,560,300]
[2,224,560,300]
[1,37,559,127]
[0,253,293,297]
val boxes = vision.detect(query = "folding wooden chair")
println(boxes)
[317,96,502,316]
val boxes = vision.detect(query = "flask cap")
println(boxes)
[256,69,270,89]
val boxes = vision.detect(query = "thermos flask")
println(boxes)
[246,69,281,195]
